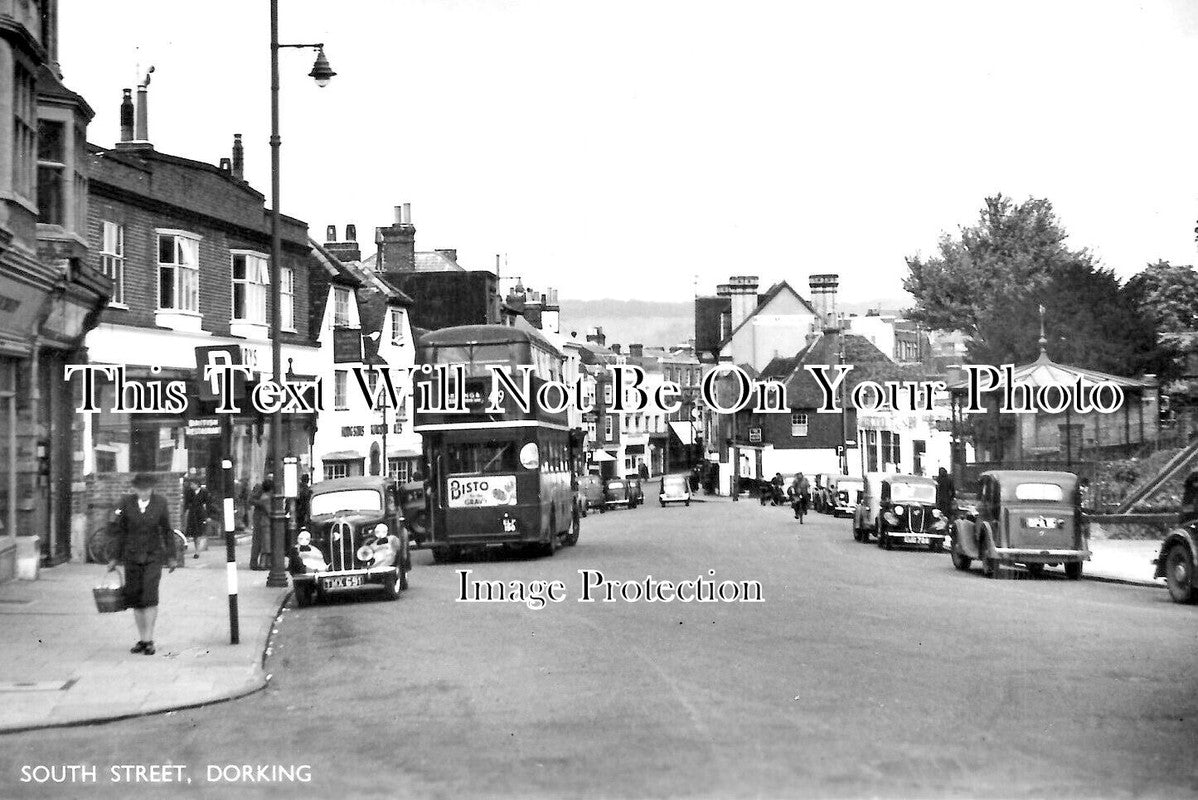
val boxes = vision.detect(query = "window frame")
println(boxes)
[100,221,125,305]
[790,412,809,437]
[230,250,270,325]
[334,369,348,410]
[333,286,351,328]
[279,265,295,332]
[156,230,202,313]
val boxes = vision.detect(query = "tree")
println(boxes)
[971,260,1163,376]
[904,194,1162,376]
[1124,261,1198,334]
[903,195,1075,341]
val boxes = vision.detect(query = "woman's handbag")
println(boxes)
[93,568,126,613]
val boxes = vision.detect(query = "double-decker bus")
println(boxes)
[411,325,581,561]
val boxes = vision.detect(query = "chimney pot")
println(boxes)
[346,224,357,241]
[393,205,403,225]
[219,157,232,172]
[135,82,149,142]
[326,225,337,243]
[402,203,411,225]
[119,88,134,142]
[231,133,244,179]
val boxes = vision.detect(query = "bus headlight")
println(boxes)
[893,505,905,515]
[520,443,539,469]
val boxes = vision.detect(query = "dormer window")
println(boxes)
[334,286,351,327]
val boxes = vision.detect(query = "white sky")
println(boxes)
[59,0,1198,305]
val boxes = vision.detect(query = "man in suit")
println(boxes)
[108,473,176,655]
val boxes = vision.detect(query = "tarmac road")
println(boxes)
[2,497,1196,799]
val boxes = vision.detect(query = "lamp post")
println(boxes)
[266,0,335,588]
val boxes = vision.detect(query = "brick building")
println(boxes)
[78,85,322,542]
[1,0,111,578]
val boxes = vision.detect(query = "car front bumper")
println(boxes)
[293,566,396,591]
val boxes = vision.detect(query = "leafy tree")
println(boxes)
[1124,261,1198,333]
[905,194,1162,376]
[971,260,1163,376]
[903,195,1075,340]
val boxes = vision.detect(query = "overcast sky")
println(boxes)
[60,0,1198,305]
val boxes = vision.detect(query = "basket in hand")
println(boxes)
[93,569,126,613]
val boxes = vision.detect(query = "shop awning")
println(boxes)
[386,448,421,459]
[669,421,695,445]
[321,450,363,461]
[589,450,616,462]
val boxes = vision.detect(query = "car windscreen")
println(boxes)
[1014,483,1065,502]
[310,489,383,517]
[889,481,936,503]
[446,441,519,475]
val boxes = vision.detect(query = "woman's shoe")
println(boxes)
[131,641,148,654]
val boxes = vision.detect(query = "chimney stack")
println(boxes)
[377,203,416,272]
[119,88,134,141]
[610,344,622,355]
[629,343,644,359]
[809,274,840,332]
[727,275,759,333]
[231,133,244,179]
[585,326,606,347]
[325,222,362,263]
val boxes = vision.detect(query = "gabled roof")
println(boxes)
[720,280,817,349]
[781,331,936,408]
[309,240,364,287]
[360,250,466,273]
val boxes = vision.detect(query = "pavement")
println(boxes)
[0,497,1168,737]
[0,536,289,734]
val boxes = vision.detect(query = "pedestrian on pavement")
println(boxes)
[638,461,649,481]
[184,480,211,559]
[250,478,274,570]
[792,473,811,522]
[108,473,176,656]
[935,467,956,518]
[296,473,312,531]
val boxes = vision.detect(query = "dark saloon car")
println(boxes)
[604,478,637,509]
[951,470,1088,579]
[290,476,411,606]
[854,473,948,550]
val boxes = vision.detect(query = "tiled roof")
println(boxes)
[414,252,466,272]
[781,332,935,408]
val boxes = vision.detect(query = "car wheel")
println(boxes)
[381,570,400,601]
[950,538,971,572]
[293,583,313,608]
[1064,561,1083,581]
[1025,563,1045,578]
[1163,541,1197,603]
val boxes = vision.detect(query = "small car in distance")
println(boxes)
[578,473,606,515]
[951,470,1088,579]
[659,473,692,507]
[290,476,411,606]
[828,477,864,518]
[604,478,636,509]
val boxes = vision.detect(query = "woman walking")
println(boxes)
[107,473,177,655]
[250,478,274,570]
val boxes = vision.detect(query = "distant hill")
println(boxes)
[558,297,911,349]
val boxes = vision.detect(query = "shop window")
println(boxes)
[324,461,349,480]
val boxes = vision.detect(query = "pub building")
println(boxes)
[1,1,111,580]
[74,85,321,544]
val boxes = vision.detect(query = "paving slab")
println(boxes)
[0,539,289,733]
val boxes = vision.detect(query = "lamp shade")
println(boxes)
[308,47,336,87]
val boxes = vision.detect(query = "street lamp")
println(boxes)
[266,0,335,588]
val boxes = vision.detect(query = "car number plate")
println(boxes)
[909,536,929,544]
[322,575,364,591]
[1025,516,1062,529]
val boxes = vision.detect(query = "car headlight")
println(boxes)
[297,529,311,546]
[373,523,389,540]
[883,512,899,526]
[356,545,374,561]
[931,508,942,519]
[932,519,947,530]
[520,442,539,469]
[893,505,905,515]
